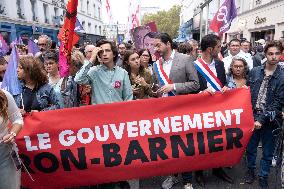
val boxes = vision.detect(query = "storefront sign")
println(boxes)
[254,16,266,24]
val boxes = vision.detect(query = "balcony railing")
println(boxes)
[255,0,262,5]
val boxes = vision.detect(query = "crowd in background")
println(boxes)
[0,33,284,189]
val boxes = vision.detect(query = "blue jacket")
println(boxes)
[14,83,61,111]
[248,64,284,127]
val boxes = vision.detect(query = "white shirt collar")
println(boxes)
[162,50,175,63]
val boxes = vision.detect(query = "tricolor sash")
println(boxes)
[153,59,175,96]
[194,58,223,91]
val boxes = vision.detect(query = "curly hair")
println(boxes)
[19,56,48,90]
[228,57,249,79]
[0,90,8,122]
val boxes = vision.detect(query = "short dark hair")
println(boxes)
[200,34,221,52]
[118,42,127,48]
[143,32,157,44]
[241,40,250,45]
[177,42,192,54]
[154,33,173,49]
[96,39,118,62]
[228,39,241,46]
[264,40,284,54]
[43,50,59,63]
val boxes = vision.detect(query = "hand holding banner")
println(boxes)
[17,88,254,188]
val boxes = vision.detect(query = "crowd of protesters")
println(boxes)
[0,32,284,189]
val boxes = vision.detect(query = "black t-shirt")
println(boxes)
[21,87,41,112]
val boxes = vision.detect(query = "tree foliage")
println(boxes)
[142,5,181,38]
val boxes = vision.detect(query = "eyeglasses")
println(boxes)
[141,54,150,58]
[38,43,47,47]
[233,65,244,69]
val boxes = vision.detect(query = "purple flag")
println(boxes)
[209,0,237,34]
[28,39,40,55]
[0,34,9,56]
[17,36,24,45]
[1,45,22,95]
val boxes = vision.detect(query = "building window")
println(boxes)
[54,7,58,17]
[82,21,85,30]
[95,25,97,34]
[99,26,101,35]
[30,0,37,21]
[98,7,101,19]
[17,0,24,19]
[88,23,91,33]
[81,0,84,12]
[93,4,96,18]
[43,3,49,23]
[87,1,90,15]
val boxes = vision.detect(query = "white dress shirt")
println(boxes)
[161,50,176,97]
[223,50,253,74]
[202,58,218,92]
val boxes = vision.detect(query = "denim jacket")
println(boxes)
[248,64,284,127]
[14,83,61,111]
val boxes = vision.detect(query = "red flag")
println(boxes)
[58,0,80,77]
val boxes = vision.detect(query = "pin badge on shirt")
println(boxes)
[114,81,121,89]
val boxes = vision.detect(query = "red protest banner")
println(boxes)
[17,88,254,189]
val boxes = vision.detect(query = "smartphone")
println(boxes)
[10,150,22,170]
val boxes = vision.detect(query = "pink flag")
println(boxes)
[59,44,69,78]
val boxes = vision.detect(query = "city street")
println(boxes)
[138,150,281,189]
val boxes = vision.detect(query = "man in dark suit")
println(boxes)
[152,33,199,189]
[152,33,200,96]
[194,34,233,186]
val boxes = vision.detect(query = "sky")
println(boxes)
[103,0,182,24]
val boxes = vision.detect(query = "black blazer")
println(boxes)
[197,59,226,91]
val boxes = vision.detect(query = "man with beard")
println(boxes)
[116,42,127,67]
[193,34,233,187]
[152,33,199,189]
[36,35,52,63]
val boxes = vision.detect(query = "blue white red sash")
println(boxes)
[153,58,175,96]
[194,58,223,91]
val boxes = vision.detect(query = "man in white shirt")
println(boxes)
[223,39,253,73]
[152,33,199,189]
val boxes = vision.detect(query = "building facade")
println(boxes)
[0,0,103,44]
[227,0,284,43]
